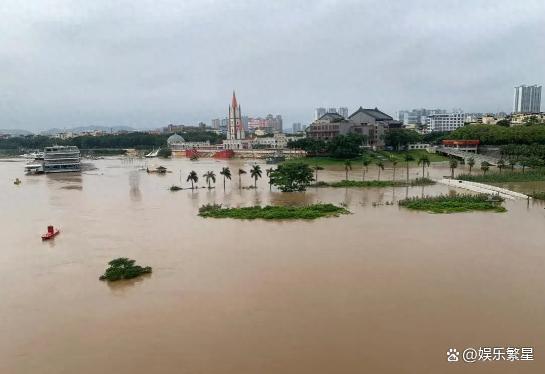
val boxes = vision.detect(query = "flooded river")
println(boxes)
[1,157,545,373]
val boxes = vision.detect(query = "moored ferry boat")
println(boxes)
[42,146,81,173]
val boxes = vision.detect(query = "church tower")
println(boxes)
[228,91,245,140]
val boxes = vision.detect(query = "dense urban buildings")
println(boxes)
[513,84,542,113]
[292,122,302,133]
[425,112,465,132]
[397,108,447,127]
[314,106,349,120]
[247,114,283,134]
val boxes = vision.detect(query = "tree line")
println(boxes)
[0,131,225,150]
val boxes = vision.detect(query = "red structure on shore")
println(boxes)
[213,149,235,159]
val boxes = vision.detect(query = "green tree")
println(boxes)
[312,165,324,182]
[449,158,458,179]
[497,159,506,173]
[404,153,414,182]
[376,161,385,181]
[467,157,475,174]
[361,158,371,181]
[157,147,172,158]
[496,119,511,127]
[238,168,247,189]
[219,167,231,190]
[343,160,352,180]
[519,158,530,173]
[391,158,398,181]
[186,170,198,190]
[481,161,490,175]
[266,167,275,190]
[203,171,216,189]
[250,164,262,188]
[384,129,422,150]
[417,155,430,178]
[269,162,314,192]
[327,134,365,159]
[508,158,517,171]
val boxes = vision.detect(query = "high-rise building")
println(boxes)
[398,109,447,127]
[513,85,541,113]
[292,122,302,133]
[327,107,338,114]
[315,107,326,120]
[228,91,245,140]
[211,118,220,129]
[425,112,465,132]
[338,107,349,118]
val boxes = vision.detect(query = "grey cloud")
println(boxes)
[0,0,544,130]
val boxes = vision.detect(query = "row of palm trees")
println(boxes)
[332,154,431,183]
[184,165,267,190]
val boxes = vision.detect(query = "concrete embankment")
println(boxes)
[437,179,530,200]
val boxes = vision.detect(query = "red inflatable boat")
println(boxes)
[42,225,60,240]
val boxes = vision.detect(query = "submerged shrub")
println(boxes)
[398,193,506,213]
[198,203,349,220]
[99,257,152,281]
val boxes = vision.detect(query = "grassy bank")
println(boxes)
[398,194,506,213]
[283,150,448,167]
[458,169,545,183]
[198,203,349,220]
[311,177,436,188]
[529,191,545,200]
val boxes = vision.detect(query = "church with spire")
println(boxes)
[223,91,251,150]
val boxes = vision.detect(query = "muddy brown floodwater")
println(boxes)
[1,157,545,374]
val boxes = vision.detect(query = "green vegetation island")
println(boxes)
[99,258,152,281]
[459,169,545,183]
[198,203,350,220]
[311,177,435,188]
[398,194,506,214]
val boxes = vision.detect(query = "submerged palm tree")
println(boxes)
[186,170,198,190]
[404,153,414,182]
[219,167,231,190]
[250,164,262,188]
[362,158,371,181]
[266,167,274,190]
[449,158,458,179]
[376,160,385,181]
[417,155,430,178]
[203,171,216,189]
[313,165,324,182]
[467,157,475,174]
[481,161,490,175]
[344,160,352,180]
[391,157,398,181]
[238,168,247,189]
[497,159,506,173]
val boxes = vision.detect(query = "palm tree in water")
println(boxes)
[376,160,385,181]
[344,160,352,180]
[238,168,247,189]
[250,164,262,188]
[186,170,198,190]
[203,171,216,189]
[219,167,231,190]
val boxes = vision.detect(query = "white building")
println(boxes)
[314,107,326,120]
[513,84,542,113]
[425,113,465,132]
[167,133,210,150]
[253,133,288,149]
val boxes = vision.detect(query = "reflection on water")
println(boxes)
[1,157,545,374]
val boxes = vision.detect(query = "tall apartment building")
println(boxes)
[211,118,220,129]
[398,108,447,127]
[292,122,302,133]
[513,85,542,113]
[315,107,326,120]
[315,106,349,120]
[425,112,465,132]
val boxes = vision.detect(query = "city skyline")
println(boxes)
[1,0,544,131]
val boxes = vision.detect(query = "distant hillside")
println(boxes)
[39,125,136,135]
[0,129,34,136]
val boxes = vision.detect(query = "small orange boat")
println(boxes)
[42,225,60,240]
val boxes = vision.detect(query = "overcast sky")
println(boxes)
[0,0,544,131]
